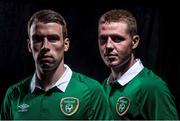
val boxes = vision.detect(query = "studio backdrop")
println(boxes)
[0,1,179,116]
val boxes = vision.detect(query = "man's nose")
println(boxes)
[41,37,50,49]
[106,37,113,48]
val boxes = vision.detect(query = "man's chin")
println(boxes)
[106,63,118,68]
[40,64,55,71]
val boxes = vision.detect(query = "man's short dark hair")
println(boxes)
[28,9,67,38]
[99,9,137,36]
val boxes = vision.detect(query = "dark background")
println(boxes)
[0,0,179,117]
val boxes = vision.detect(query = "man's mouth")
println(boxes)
[105,53,116,58]
[105,54,116,62]
[39,55,53,62]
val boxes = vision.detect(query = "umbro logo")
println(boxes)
[18,103,30,112]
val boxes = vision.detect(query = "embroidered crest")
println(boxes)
[116,97,130,116]
[60,97,79,116]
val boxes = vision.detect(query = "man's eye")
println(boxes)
[32,35,44,42]
[31,35,60,43]
[111,35,125,43]
[47,35,60,42]
[99,36,108,44]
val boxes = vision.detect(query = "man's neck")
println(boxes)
[111,56,136,80]
[36,63,65,91]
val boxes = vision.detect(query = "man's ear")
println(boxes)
[132,35,140,49]
[64,38,70,52]
[27,39,32,53]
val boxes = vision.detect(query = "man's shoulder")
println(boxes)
[137,67,168,90]
[71,72,106,100]
[140,67,164,83]
[5,75,33,96]
[71,71,102,89]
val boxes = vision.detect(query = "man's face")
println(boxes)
[98,22,135,69]
[28,22,69,71]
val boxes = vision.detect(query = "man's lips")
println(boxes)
[104,54,116,61]
[104,53,117,57]
[39,55,53,61]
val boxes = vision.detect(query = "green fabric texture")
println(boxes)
[103,67,179,120]
[1,72,113,120]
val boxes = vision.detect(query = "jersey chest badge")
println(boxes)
[60,97,79,116]
[116,96,130,116]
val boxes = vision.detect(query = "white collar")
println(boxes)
[108,59,144,86]
[30,64,72,93]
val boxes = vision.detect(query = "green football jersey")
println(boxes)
[103,67,178,120]
[1,72,113,120]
